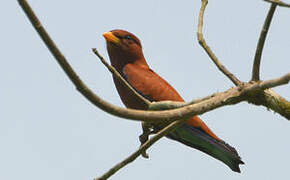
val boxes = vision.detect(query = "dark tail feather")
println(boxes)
[167,124,244,172]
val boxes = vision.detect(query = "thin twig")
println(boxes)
[246,73,290,92]
[251,3,277,81]
[259,73,290,89]
[264,0,290,8]
[92,48,151,107]
[95,118,187,180]
[197,0,242,86]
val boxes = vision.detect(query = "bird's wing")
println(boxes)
[123,63,184,102]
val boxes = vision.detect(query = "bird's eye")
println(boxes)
[124,35,133,40]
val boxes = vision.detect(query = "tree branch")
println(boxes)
[251,3,277,81]
[18,1,290,179]
[264,0,290,8]
[251,73,290,90]
[262,89,290,119]
[95,117,189,180]
[197,0,242,86]
[263,73,290,89]
[244,74,290,119]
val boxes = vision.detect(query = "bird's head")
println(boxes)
[103,29,146,69]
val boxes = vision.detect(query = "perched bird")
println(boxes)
[103,29,244,172]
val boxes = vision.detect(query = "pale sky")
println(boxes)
[1,0,290,180]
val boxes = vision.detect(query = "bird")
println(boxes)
[103,29,244,172]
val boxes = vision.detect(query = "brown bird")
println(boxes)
[103,29,244,172]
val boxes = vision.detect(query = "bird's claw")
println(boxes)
[139,122,156,159]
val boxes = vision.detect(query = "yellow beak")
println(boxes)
[103,32,120,44]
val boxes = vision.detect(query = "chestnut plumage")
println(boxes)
[103,29,244,172]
